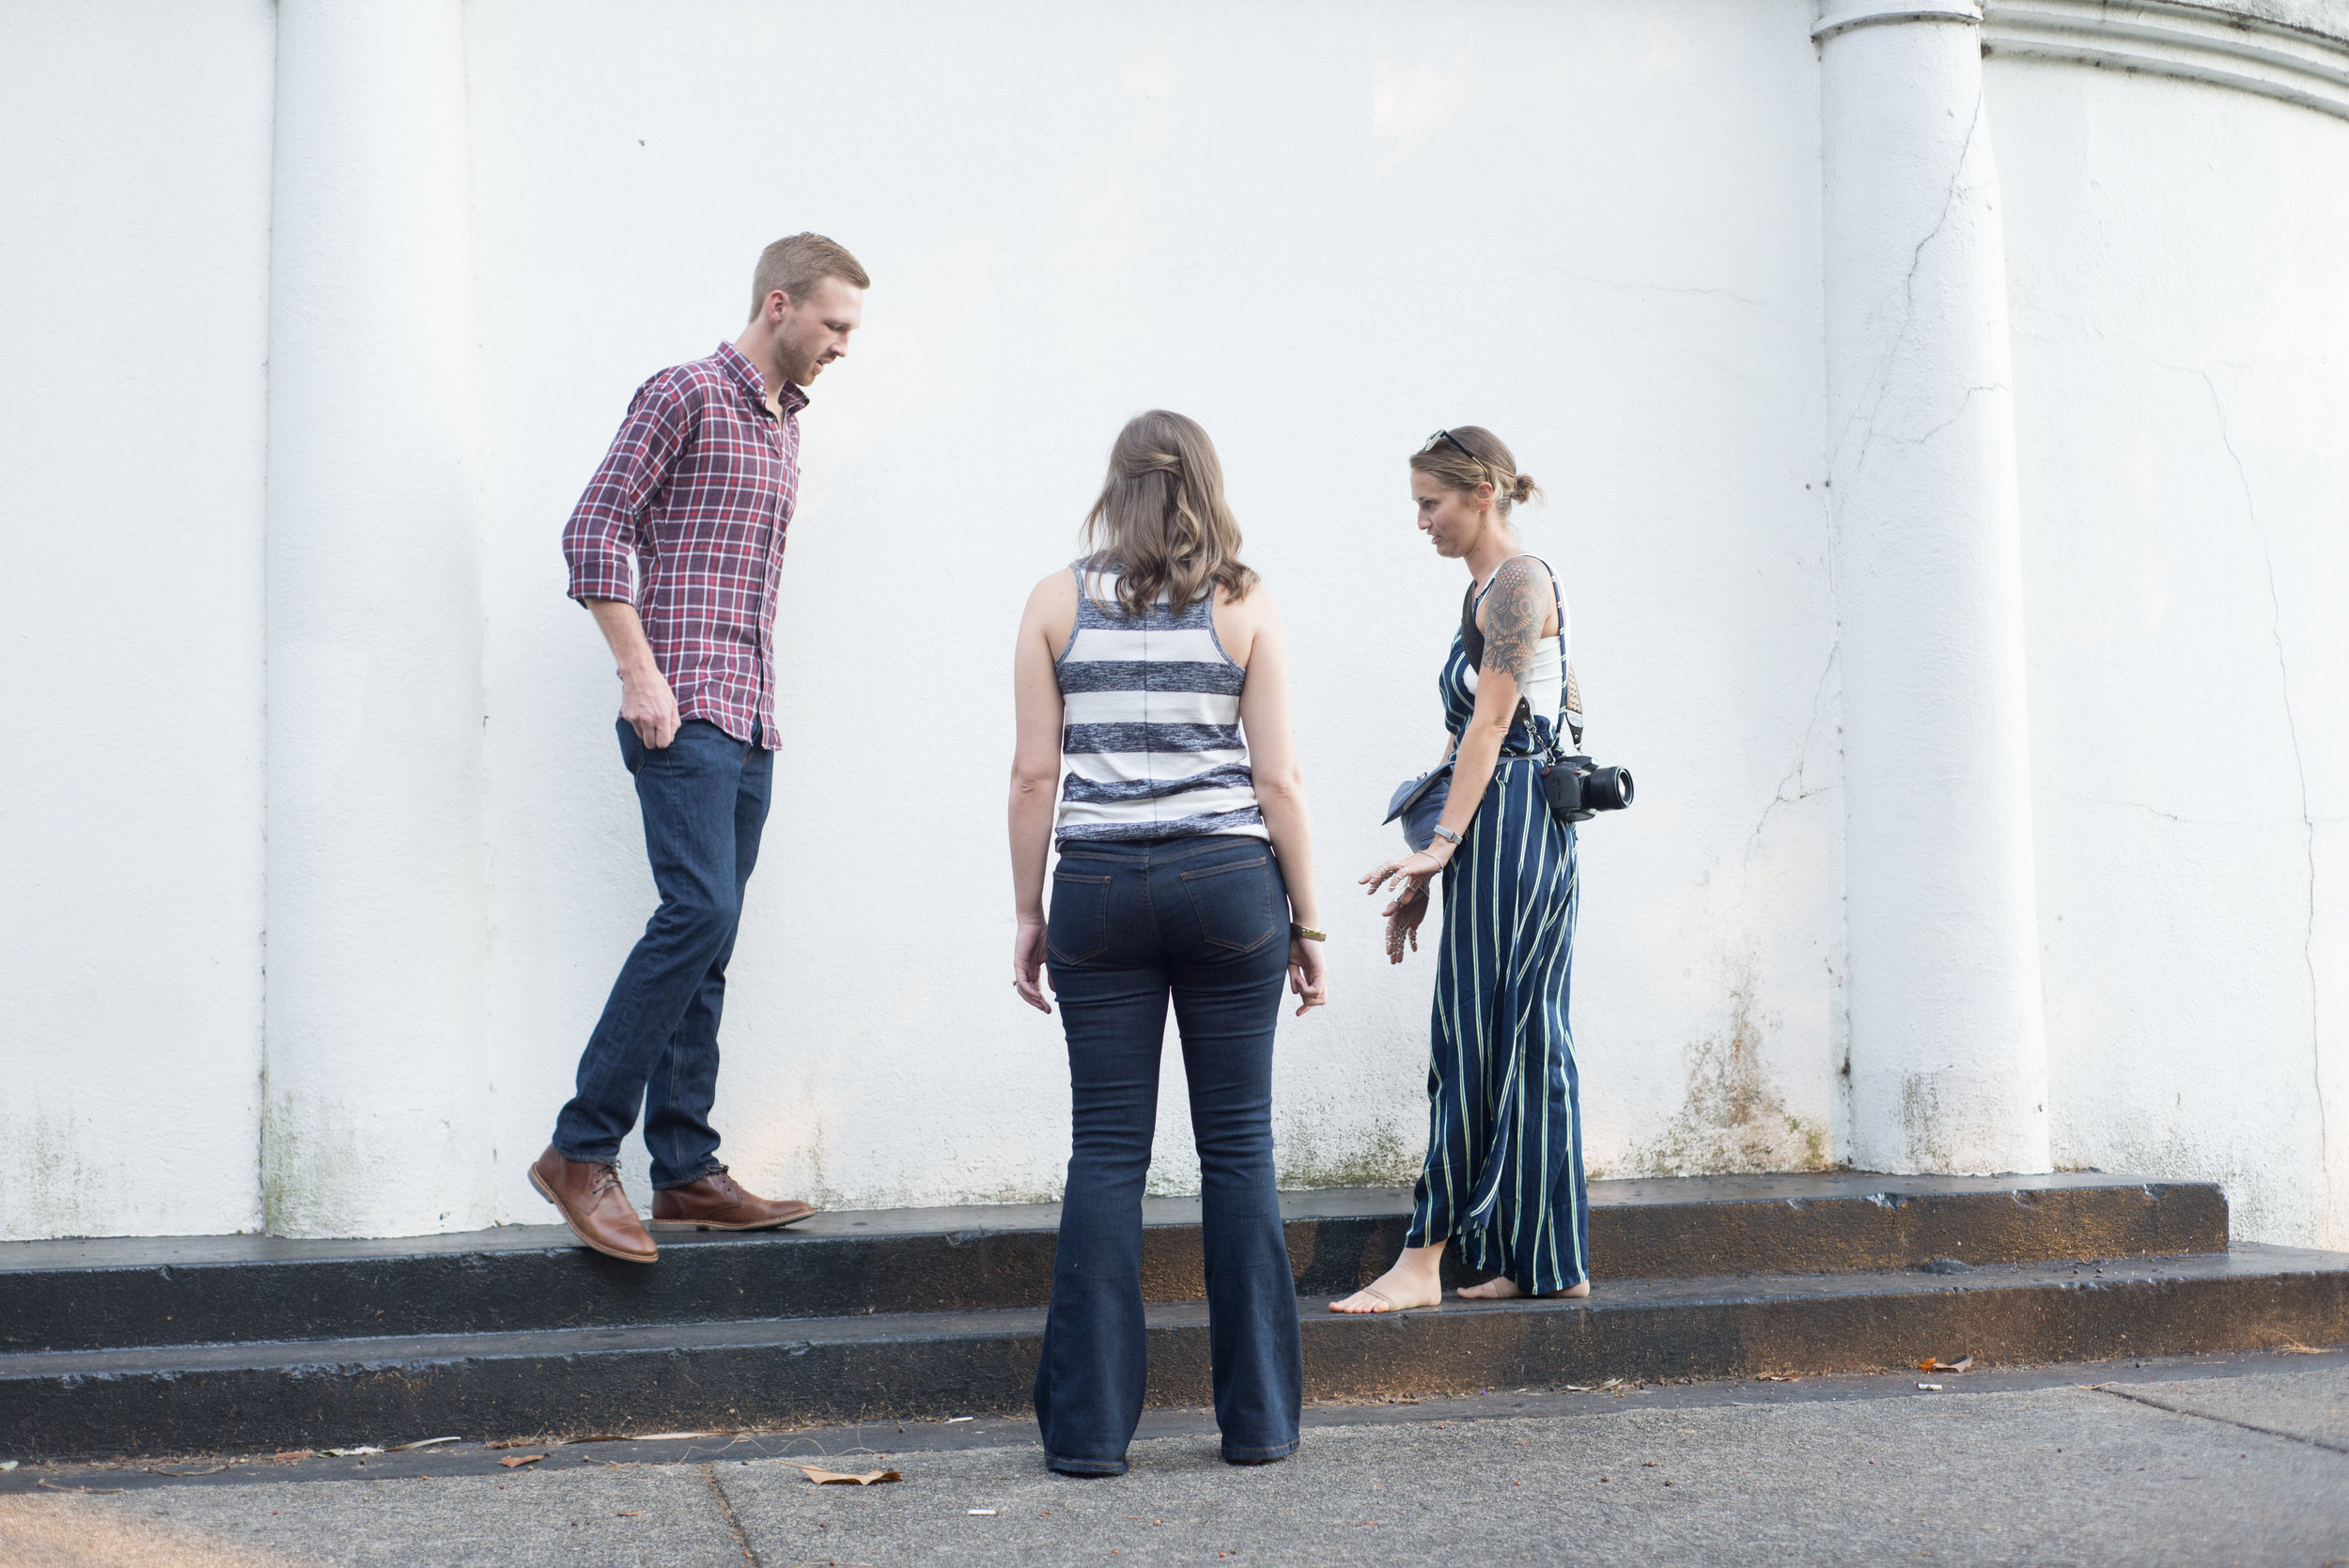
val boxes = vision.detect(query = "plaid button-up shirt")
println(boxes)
[563,342,806,750]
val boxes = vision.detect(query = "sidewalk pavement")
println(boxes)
[6,1349,2345,1566]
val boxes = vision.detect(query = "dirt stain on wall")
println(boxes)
[1629,974,1829,1176]
[1275,1116,1419,1190]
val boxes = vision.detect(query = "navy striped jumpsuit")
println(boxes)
[1404,565,1590,1296]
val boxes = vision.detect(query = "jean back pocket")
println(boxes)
[1047,871,1113,965]
[1179,854,1278,954]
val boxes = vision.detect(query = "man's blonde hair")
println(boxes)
[748,233,869,319]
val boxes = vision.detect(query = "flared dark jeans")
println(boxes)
[1034,833,1304,1474]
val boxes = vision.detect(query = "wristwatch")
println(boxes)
[1290,923,1327,942]
[1429,825,1463,847]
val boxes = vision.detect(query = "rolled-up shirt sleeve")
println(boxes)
[562,370,696,605]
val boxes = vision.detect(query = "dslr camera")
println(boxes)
[1539,754,1635,822]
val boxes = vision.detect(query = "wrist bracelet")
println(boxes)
[1429,825,1463,847]
[1290,923,1327,942]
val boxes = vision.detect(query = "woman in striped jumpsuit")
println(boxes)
[1335,427,1590,1312]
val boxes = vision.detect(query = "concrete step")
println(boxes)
[4,1244,2342,1459]
[0,1173,2228,1353]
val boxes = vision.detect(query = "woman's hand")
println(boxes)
[1361,841,1453,899]
[1382,877,1432,964]
[1288,937,1329,1017]
[1011,917,1052,1015]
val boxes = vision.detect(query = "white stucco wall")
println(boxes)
[0,0,275,1237]
[2,0,2341,1248]
[1988,52,2349,1247]
[260,0,497,1238]
[466,0,1842,1222]
[1818,8,2053,1179]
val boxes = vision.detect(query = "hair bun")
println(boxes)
[1509,473,1542,506]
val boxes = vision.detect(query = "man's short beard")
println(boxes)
[777,334,813,385]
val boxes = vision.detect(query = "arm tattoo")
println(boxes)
[1479,559,1544,682]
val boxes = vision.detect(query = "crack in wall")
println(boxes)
[2195,367,2331,1226]
[1543,268,1774,308]
[1884,380,2008,450]
[1831,86,1989,481]
[1747,639,1843,862]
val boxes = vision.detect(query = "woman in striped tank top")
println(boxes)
[1007,411,1329,1476]
[1337,427,1592,1313]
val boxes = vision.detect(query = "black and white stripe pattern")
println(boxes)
[1053,565,1267,844]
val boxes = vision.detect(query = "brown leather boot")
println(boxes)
[530,1145,657,1263]
[650,1166,817,1232]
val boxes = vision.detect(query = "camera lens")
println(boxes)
[1590,767,1633,811]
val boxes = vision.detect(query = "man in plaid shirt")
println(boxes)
[534,234,867,1264]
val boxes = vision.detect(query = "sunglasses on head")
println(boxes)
[1423,428,1477,461]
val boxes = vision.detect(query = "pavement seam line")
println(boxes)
[701,1462,765,1566]
[2086,1382,2349,1457]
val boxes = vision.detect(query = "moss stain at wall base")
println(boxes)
[260,1092,367,1237]
[1274,1116,1420,1191]
[1900,1070,1953,1172]
[1627,976,1830,1177]
[4,1112,106,1239]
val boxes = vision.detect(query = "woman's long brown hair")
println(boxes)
[1081,410,1258,618]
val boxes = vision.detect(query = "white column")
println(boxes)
[263,0,492,1235]
[1815,1,2052,1173]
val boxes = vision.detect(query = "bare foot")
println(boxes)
[1457,1277,1593,1300]
[1330,1265,1442,1314]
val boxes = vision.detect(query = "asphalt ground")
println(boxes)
[5,1346,2346,1565]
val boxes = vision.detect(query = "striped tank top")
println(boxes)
[1052,563,1268,845]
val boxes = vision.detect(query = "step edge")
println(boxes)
[0,1177,2227,1275]
[8,1246,2340,1379]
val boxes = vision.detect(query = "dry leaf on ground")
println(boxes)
[323,1448,383,1457]
[498,1454,547,1469]
[790,1464,902,1486]
[392,1437,461,1452]
[146,1466,228,1477]
[38,1480,124,1494]
[1917,1357,1974,1373]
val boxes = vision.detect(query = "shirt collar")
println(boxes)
[713,341,811,418]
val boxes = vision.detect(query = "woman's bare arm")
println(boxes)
[1439,558,1546,837]
[1232,588,1329,1014]
[1235,591,1318,928]
[1008,573,1073,1013]
[1363,558,1548,897]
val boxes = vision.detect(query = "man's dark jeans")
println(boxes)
[1034,834,1304,1474]
[554,718,770,1189]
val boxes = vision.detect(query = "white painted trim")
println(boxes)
[1814,3,1984,42]
[1983,0,2349,119]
